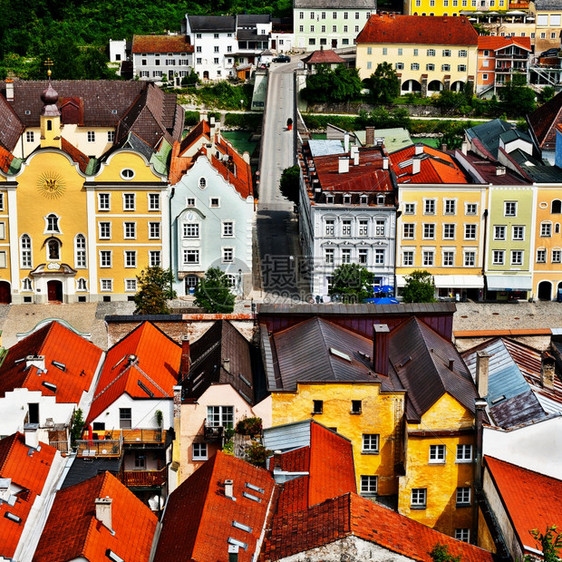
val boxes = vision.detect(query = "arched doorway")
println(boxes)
[538,280,552,301]
[428,80,444,94]
[0,281,11,304]
[203,71,209,81]
[47,280,63,303]
[401,80,421,94]
[451,81,465,92]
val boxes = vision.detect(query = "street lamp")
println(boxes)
[238,268,243,296]
[240,99,244,111]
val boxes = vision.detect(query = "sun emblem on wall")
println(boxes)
[37,171,66,199]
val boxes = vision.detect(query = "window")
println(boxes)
[443,251,454,266]
[124,250,137,268]
[512,225,524,240]
[372,219,384,236]
[403,250,414,266]
[427,49,436,56]
[119,408,132,429]
[443,224,455,239]
[429,444,446,463]
[411,488,427,508]
[424,199,436,214]
[411,63,420,71]
[374,249,385,265]
[98,193,110,211]
[100,250,112,268]
[442,64,450,71]
[537,249,547,263]
[87,131,95,142]
[464,251,476,267]
[403,223,416,240]
[458,64,467,72]
[148,193,160,211]
[358,220,368,236]
[456,444,472,462]
[0,251,6,268]
[358,248,368,264]
[362,434,379,453]
[149,251,161,267]
[299,11,304,18]
[120,168,134,180]
[552,200,562,214]
[45,213,60,233]
[333,25,337,32]
[183,223,200,239]
[404,203,415,214]
[505,201,517,216]
[325,219,335,236]
[207,406,234,428]
[22,278,32,291]
[99,222,111,239]
[325,248,334,264]
[423,224,435,239]
[184,250,200,265]
[360,475,378,496]
[443,199,456,215]
[20,235,32,268]
[124,222,136,239]
[26,131,34,143]
[494,226,506,240]
[313,400,323,414]
[222,247,234,263]
[149,222,161,239]
[541,222,552,237]
[342,219,352,236]
[464,224,477,240]
[492,250,504,265]
[367,47,373,55]
[193,443,208,461]
[442,49,451,57]
[423,251,434,266]
[108,131,115,142]
[350,400,362,414]
[459,49,467,57]
[553,249,561,263]
[210,197,220,207]
[125,279,137,292]
[455,529,470,542]
[341,248,351,264]
[511,250,523,266]
[123,193,135,211]
[75,234,86,268]
[214,46,219,53]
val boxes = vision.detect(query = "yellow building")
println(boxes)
[0,80,177,303]
[356,14,478,96]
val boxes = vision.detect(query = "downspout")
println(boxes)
[474,398,488,544]
[481,207,489,301]
[169,187,176,289]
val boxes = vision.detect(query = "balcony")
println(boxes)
[204,423,224,441]
[120,466,167,488]
[102,429,167,446]
[76,437,122,457]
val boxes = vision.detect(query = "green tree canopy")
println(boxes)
[303,64,362,103]
[366,62,400,105]
[429,544,461,562]
[279,165,300,205]
[525,526,562,562]
[194,267,235,313]
[499,73,536,117]
[402,270,436,303]
[328,263,374,303]
[134,266,176,315]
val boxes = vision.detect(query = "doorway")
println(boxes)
[0,281,11,303]
[538,280,553,301]
[47,280,63,302]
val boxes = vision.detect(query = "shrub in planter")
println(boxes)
[235,417,262,436]
[245,442,272,467]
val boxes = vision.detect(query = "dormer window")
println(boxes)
[360,194,368,205]
[377,194,386,205]
[343,194,351,204]
[326,194,334,204]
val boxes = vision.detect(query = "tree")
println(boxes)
[402,270,436,303]
[134,266,176,315]
[366,62,400,104]
[194,267,235,313]
[499,73,536,117]
[538,85,556,105]
[328,263,374,303]
[525,526,562,562]
[279,165,300,205]
[303,64,362,103]
[70,408,85,447]
[430,544,461,562]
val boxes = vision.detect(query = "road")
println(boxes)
[256,61,303,300]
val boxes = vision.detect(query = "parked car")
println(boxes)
[273,54,291,63]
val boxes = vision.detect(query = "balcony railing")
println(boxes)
[99,429,166,445]
[76,437,122,457]
[50,440,70,454]
[204,423,224,441]
[120,466,167,487]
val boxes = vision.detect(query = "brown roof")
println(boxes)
[302,49,346,65]
[132,34,194,54]
[0,93,24,152]
[527,90,562,151]
[356,14,478,46]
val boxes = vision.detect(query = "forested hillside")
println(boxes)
[0,0,291,79]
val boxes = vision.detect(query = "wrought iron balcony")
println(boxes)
[204,423,224,441]
[120,466,167,488]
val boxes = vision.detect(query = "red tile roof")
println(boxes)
[265,493,494,561]
[34,471,157,562]
[303,49,346,65]
[478,35,532,51]
[357,14,478,46]
[0,433,58,558]
[132,34,194,54]
[0,321,103,404]
[154,451,276,562]
[86,321,181,423]
[391,144,469,184]
[485,456,562,554]
[0,145,15,173]
[61,137,90,173]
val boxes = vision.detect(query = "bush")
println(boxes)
[245,442,272,467]
[235,417,262,435]
[224,112,263,130]
[184,111,200,127]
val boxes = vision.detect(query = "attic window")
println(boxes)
[239,373,252,387]
[111,109,117,114]
[42,381,57,393]
[137,380,154,397]
[51,361,66,372]
[242,491,261,503]
[4,512,22,524]
[330,348,352,362]
[120,169,135,180]
[245,482,264,494]
[232,520,253,533]
[199,177,207,189]
[228,537,248,551]
[105,550,125,562]
[24,110,31,115]
[491,395,505,405]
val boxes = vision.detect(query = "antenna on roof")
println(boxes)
[44,58,54,79]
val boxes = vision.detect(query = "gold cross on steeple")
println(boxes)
[44,58,54,78]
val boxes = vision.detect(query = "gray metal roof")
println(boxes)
[508,149,562,183]
[258,302,456,315]
[308,139,345,157]
[263,419,312,453]
[465,119,517,159]
[238,14,271,24]
[534,0,562,9]
[188,15,236,32]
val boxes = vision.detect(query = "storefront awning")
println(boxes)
[486,275,532,291]
[433,275,484,289]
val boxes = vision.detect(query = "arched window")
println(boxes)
[45,213,60,233]
[75,234,86,268]
[76,278,87,291]
[199,177,207,189]
[20,234,32,269]
[47,239,60,261]
[552,200,562,214]
[22,278,32,291]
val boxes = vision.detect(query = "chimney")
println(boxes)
[24,424,39,449]
[412,156,421,175]
[228,545,239,562]
[6,79,14,102]
[224,479,234,499]
[495,165,506,176]
[476,351,490,398]
[173,385,182,419]
[414,144,424,155]
[338,157,349,174]
[180,336,190,381]
[344,132,350,152]
[382,157,389,170]
[365,126,375,147]
[351,146,359,165]
[441,143,448,152]
[541,351,556,390]
[461,140,468,155]
[474,398,488,491]
[95,497,113,531]
[373,324,390,376]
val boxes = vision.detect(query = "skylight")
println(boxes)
[330,348,352,362]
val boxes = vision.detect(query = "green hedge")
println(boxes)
[184,111,200,127]
[224,113,263,130]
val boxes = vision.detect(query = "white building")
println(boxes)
[298,139,397,298]
[109,39,127,63]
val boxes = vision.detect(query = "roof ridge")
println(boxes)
[92,361,133,402]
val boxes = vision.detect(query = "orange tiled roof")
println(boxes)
[478,35,532,51]
[0,321,103,404]
[266,493,494,561]
[132,34,194,54]
[61,137,90,173]
[485,456,562,554]
[86,321,181,423]
[356,14,478,46]
[390,144,469,184]
[0,433,58,558]
[154,451,276,562]
[34,471,157,562]
[0,145,14,173]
